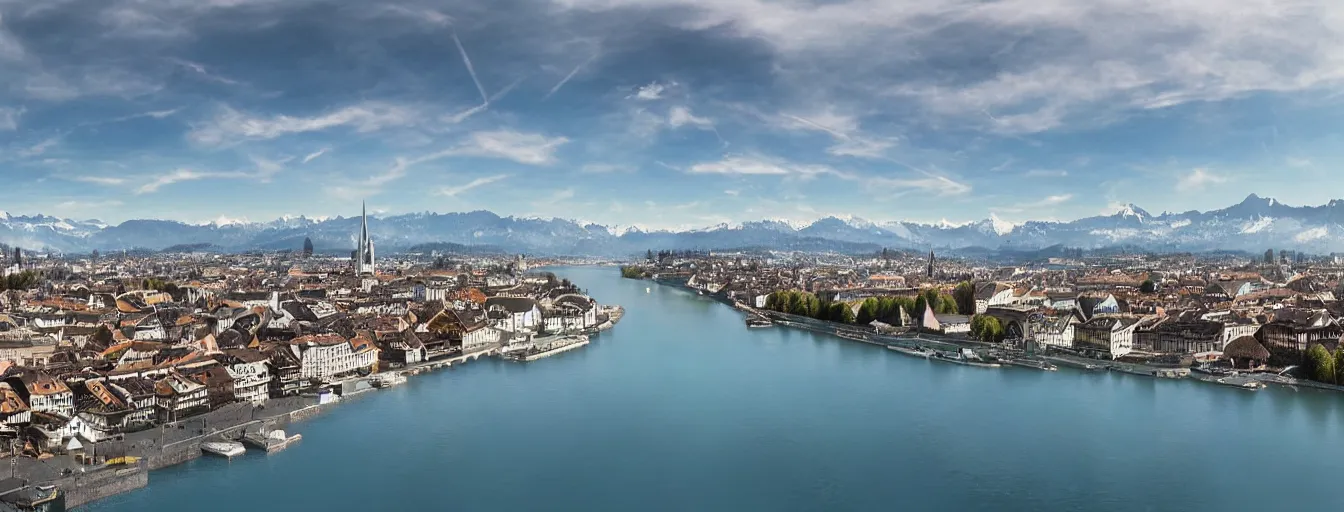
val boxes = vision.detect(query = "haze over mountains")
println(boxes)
[3,194,1343,257]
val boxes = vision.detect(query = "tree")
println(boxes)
[1335,348,1344,386]
[953,282,976,316]
[1307,344,1336,384]
[303,237,315,258]
[1140,279,1157,294]
[857,298,879,325]
[937,293,958,314]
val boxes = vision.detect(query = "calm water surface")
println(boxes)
[89,266,1344,511]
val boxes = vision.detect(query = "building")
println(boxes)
[974,282,1016,314]
[355,202,376,275]
[218,349,272,405]
[1259,309,1341,358]
[484,297,542,334]
[154,371,209,423]
[287,334,380,383]
[1146,319,1223,354]
[1073,316,1141,359]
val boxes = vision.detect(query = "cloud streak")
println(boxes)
[437,174,509,197]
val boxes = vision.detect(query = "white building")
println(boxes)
[288,334,380,382]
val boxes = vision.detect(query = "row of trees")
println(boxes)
[969,315,1006,343]
[764,290,856,323]
[1304,344,1344,385]
[764,288,959,326]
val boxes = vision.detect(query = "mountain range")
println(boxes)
[2,194,1342,257]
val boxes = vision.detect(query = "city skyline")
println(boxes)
[2,0,1343,229]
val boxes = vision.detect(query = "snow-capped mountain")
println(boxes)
[5,194,1344,256]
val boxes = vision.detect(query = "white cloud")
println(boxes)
[724,189,740,196]
[688,155,850,179]
[629,81,671,100]
[546,52,601,99]
[688,156,791,176]
[137,157,287,194]
[18,136,59,157]
[777,108,893,158]
[869,174,972,196]
[169,58,240,85]
[437,174,509,197]
[1042,194,1073,205]
[302,148,330,164]
[1024,169,1069,178]
[581,163,634,173]
[1175,168,1227,191]
[188,102,417,145]
[559,0,1344,134]
[451,130,569,165]
[71,176,127,186]
[667,106,712,128]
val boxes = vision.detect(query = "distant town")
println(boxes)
[623,246,1344,389]
[0,206,621,510]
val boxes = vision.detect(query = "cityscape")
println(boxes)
[4,0,1344,510]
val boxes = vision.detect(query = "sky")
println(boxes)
[1,0,1343,230]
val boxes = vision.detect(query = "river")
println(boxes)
[87,266,1344,511]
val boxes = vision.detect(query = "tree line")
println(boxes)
[1304,344,1344,385]
[763,288,959,326]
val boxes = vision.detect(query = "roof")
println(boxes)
[1223,336,1270,360]
[484,297,539,314]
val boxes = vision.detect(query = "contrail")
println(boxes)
[450,29,489,104]
[544,53,599,100]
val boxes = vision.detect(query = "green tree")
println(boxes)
[938,293,958,314]
[1307,344,1336,384]
[1140,279,1157,294]
[830,303,856,324]
[1334,348,1344,386]
[856,298,879,325]
[914,295,928,320]
[953,282,976,316]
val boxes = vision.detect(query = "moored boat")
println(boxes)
[745,317,773,328]
[201,441,246,459]
[931,349,1001,368]
[1004,358,1058,371]
[887,345,935,358]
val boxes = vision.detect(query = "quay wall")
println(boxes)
[59,465,149,509]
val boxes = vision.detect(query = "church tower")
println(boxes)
[356,202,375,275]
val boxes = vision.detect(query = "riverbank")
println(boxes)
[641,277,1339,396]
[15,303,624,511]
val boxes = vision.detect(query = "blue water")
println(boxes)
[89,266,1344,511]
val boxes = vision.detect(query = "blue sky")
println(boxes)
[1,0,1342,230]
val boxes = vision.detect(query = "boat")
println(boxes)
[243,429,303,453]
[887,345,935,358]
[1215,377,1266,391]
[931,348,1001,368]
[836,331,884,346]
[201,441,246,459]
[1003,358,1057,371]
[745,317,773,328]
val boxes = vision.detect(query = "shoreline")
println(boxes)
[13,305,625,511]
[640,277,1339,396]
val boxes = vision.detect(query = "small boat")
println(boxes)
[745,317,773,328]
[202,441,246,459]
[1215,377,1266,391]
[932,349,1001,368]
[1004,358,1057,371]
[887,345,935,358]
